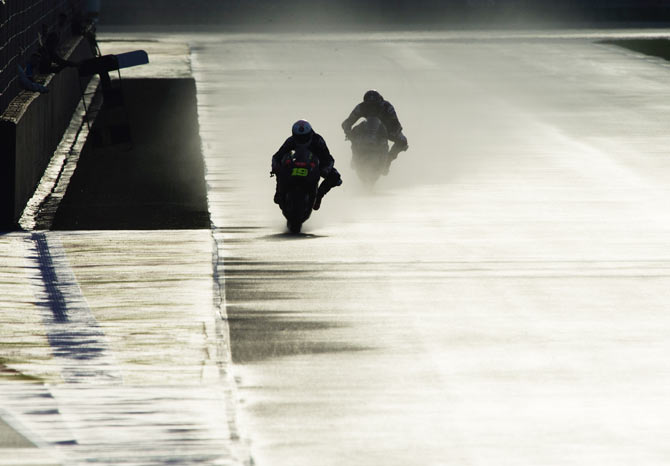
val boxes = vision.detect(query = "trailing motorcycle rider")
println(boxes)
[271,120,342,210]
[341,90,408,173]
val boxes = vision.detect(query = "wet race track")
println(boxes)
[4,30,670,465]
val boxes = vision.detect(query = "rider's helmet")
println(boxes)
[363,89,384,109]
[292,119,313,145]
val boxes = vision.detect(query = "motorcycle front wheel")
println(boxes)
[282,189,313,234]
[287,219,302,234]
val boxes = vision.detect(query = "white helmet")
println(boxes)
[292,119,313,145]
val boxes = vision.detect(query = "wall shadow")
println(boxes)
[52,78,210,230]
[601,38,670,63]
[226,308,372,364]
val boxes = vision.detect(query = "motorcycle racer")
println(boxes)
[271,120,342,210]
[341,90,409,173]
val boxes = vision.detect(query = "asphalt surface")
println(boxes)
[3,29,670,465]
[192,30,670,466]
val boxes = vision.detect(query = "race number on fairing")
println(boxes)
[292,168,309,177]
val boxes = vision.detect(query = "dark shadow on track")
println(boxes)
[260,232,328,241]
[52,78,210,230]
[601,38,670,62]
[225,309,372,364]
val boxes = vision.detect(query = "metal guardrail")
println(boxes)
[0,0,86,115]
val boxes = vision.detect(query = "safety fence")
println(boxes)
[0,0,86,115]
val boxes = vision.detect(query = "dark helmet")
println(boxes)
[363,89,383,104]
[292,119,313,145]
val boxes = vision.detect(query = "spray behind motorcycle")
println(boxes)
[349,117,390,185]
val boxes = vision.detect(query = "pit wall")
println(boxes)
[0,37,93,230]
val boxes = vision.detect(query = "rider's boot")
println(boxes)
[313,193,323,210]
[383,151,398,175]
[313,181,329,210]
[385,138,407,175]
[314,169,342,210]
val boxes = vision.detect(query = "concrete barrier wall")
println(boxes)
[0,0,88,114]
[0,37,92,230]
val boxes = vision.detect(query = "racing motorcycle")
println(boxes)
[347,116,390,185]
[274,146,320,234]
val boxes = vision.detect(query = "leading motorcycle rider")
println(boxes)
[271,120,342,210]
[341,90,409,173]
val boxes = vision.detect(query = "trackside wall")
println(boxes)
[0,37,92,230]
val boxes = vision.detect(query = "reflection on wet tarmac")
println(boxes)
[0,230,249,464]
[193,29,670,466]
[4,28,670,466]
[227,310,371,363]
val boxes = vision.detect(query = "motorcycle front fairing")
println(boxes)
[277,148,320,230]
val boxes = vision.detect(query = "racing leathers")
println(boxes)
[271,132,342,210]
[341,100,409,160]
